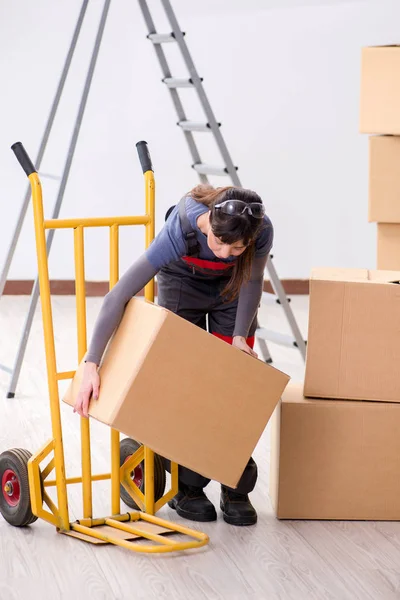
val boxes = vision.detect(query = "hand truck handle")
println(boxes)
[136,140,153,173]
[11,142,37,177]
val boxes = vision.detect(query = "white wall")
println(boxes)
[0,0,399,281]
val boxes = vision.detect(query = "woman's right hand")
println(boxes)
[73,361,100,418]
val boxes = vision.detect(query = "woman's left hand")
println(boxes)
[232,336,258,359]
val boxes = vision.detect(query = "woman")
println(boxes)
[74,184,274,526]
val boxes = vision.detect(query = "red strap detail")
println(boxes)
[212,333,255,349]
[246,336,255,349]
[182,256,234,271]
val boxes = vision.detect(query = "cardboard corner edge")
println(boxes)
[61,360,85,408]
[269,398,282,517]
[109,307,169,425]
[268,359,291,383]
[303,373,315,398]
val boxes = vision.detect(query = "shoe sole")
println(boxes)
[221,512,257,526]
[169,500,217,523]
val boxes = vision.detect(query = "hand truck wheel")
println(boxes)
[119,438,166,510]
[0,449,38,527]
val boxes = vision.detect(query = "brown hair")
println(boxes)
[188,184,266,301]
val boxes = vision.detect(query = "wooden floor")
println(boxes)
[1,294,400,600]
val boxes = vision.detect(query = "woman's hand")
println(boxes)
[232,336,258,359]
[73,361,100,418]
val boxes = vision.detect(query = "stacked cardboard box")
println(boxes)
[270,47,400,521]
[360,46,400,269]
[270,268,400,520]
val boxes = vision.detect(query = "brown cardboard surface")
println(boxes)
[360,46,400,134]
[63,298,290,488]
[95,522,172,540]
[304,267,400,402]
[62,522,173,544]
[369,136,400,223]
[65,300,166,425]
[62,530,108,544]
[377,223,400,270]
[270,382,400,520]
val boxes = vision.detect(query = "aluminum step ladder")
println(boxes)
[138,0,307,364]
[1,0,306,399]
[0,0,111,397]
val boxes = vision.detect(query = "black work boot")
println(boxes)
[220,486,257,526]
[168,484,217,522]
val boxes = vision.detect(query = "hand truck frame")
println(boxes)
[0,141,209,554]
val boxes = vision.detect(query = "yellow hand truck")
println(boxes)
[0,141,209,554]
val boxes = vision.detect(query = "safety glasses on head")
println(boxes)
[214,199,265,219]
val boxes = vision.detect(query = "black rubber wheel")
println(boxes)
[0,449,38,527]
[119,438,166,510]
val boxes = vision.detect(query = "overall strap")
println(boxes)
[178,196,201,257]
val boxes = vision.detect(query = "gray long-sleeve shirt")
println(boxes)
[85,197,273,365]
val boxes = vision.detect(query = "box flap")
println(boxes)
[311,268,368,282]
[311,267,400,285]
[363,44,400,49]
[282,381,382,408]
[368,269,400,284]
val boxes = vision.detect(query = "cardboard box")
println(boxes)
[63,298,290,488]
[377,223,400,270]
[360,46,400,134]
[304,267,400,402]
[369,136,400,223]
[270,382,400,520]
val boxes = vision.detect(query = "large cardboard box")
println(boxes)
[360,46,400,134]
[304,267,400,402]
[270,382,400,520]
[369,136,400,223]
[63,298,290,488]
[377,223,400,270]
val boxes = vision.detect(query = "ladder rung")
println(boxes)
[147,32,184,44]
[178,121,220,132]
[163,77,202,88]
[38,172,62,181]
[256,328,297,349]
[192,163,238,176]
